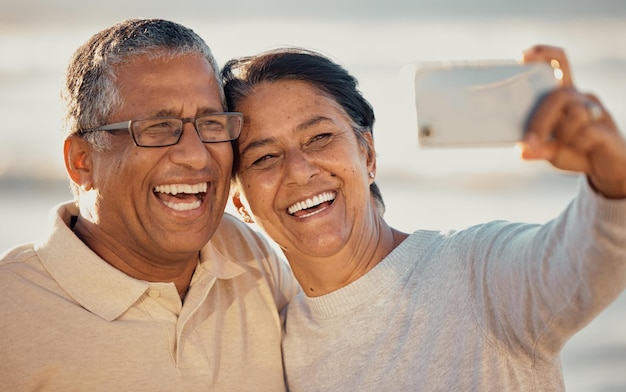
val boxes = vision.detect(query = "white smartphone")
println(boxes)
[414,61,559,147]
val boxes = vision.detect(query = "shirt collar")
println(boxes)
[35,203,246,321]
[36,203,149,321]
[196,238,247,279]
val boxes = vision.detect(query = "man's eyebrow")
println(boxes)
[152,109,177,118]
[197,107,227,116]
[149,107,224,118]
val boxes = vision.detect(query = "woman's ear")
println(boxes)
[64,135,94,191]
[362,131,377,181]
[231,192,254,224]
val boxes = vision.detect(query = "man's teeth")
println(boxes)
[153,183,207,211]
[153,183,207,195]
[288,192,336,215]
[162,199,202,211]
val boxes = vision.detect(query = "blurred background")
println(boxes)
[1,1,625,390]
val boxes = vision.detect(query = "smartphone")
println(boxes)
[414,61,559,147]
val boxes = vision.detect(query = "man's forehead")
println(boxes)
[109,55,224,121]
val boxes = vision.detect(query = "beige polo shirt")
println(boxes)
[0,202,298,391]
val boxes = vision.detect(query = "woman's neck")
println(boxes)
[286,217,408,297]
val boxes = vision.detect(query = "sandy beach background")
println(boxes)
[1,1,625,390]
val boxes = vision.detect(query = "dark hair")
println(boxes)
[222,48,385,213]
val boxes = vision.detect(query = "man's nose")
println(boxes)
[168,122,212,169]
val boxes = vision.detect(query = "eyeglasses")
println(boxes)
[79,112,243,147]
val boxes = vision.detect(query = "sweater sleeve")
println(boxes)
[460,176,626,363]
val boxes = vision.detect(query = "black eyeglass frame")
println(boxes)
[78,112,243,148]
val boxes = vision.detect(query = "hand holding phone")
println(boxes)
[414,61,560,147]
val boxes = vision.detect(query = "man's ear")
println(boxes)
[231,192,254,224]
[64,135,94,191]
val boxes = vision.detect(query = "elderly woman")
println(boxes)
[222,46,626,391]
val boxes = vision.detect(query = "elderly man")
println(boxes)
[0,19,298,391]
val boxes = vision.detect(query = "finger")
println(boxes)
[566,100,619,159]
[526,93,620,174]
[520,133,588,172]
[583,93,616,129]
[523,89,601,170]
[567,122,603,154]
[523,45,572,87]
[524,87,575,143]
[521,131,591,172]
[551,99,588,146]
[520,133,556,160]
[550,146,590,172]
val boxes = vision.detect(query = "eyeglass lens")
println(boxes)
[131,114,241,147]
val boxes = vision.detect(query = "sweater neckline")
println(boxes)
[302,230,438,320]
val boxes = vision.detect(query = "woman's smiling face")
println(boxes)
[234,79,377,258]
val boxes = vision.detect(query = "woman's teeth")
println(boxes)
[288,192,336,215]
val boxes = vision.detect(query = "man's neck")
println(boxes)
[72,216,198,299]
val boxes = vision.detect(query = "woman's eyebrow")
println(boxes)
[295,116,334,132]
[240,116,335,158]
[240,137,277,158]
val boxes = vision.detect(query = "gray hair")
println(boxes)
[62,18,223,149]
